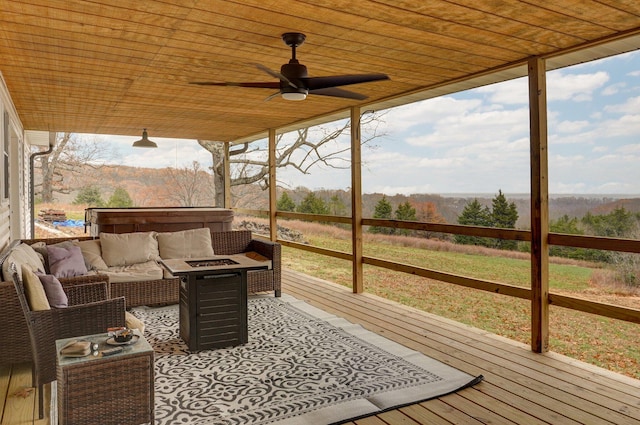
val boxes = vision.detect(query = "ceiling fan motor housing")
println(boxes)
[281,61,308,79]
[280,61,309,98]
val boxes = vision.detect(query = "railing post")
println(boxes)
[268,128,277,242]
[351,106,363,294]
[529,56,550,353]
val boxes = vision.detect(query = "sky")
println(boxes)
[89,50,640,196]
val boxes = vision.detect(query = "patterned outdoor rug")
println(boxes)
[131,294,482,425]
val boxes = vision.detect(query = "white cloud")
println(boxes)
[604,96,640,114]
[474,71,610,105]
[94,135,209,169]
[617,143,640,154]
[405,107,529,147]
[555,120,590,133]
[385,96,482,132]
[475,78,527,105]
[602,82,626,95]
[546,71,609,102]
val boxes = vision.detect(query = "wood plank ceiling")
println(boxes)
[0,0,639,143]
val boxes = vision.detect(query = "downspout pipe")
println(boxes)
[29,132,55,237]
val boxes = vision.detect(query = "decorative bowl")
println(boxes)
[113,328,133,343]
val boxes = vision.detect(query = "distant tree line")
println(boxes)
[277,191,347,216]
[549,207,640,258]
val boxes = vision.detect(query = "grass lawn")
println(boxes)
[282,232,640,379]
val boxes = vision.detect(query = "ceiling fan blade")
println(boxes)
[190,81,280,89]
[255,64,297,88]
[264,91,282,102]
[305,73,389,90]
[309,87,368,100]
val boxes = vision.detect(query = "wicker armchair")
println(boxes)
[10,263,126,419]
[211,230,281,297]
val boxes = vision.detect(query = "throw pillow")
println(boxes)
[30,241,49,270]
[47,244,88,278]
[35,271,69,308]
[75,239,109,271]
[157,228,215,259]
[31,240,78,274]
[21,264,50,311]
[125,312,145,334]
[2,251,22,281]
[12,243,46,273]
[99,231,159,267]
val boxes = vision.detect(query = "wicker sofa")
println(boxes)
[0,229,281,365]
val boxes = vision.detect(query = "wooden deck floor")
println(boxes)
[282,269,640,425]
[2,268,639,424]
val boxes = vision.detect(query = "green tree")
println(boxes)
[454,198,492,246]
[277,192,296,212]
[328,195,347,216]
[550,214,582,234]
[582,207,636,238]
[73,185,104,207]
[549,214,590,259]
[490,189,519,249]
[107,186,134,207]
[296,192,329,215]
[394,201,416,236]
[369,195,394,234]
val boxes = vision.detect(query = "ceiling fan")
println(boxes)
[190,32,389,101]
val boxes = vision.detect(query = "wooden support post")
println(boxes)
[268,128,277,242]
[351,107,363,294]
[223,142,231,208]
[529,57,550,353]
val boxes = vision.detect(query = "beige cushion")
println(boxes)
[21,264,50,311]
[2,252,22,281]
[13,244,46,273]
[157,228,214,259]
[2,244,46,281]
[75,239,109,271]
[29,241,48,268]
[100,232,159,267]
[125,312,145,333]
[104,260,164,283]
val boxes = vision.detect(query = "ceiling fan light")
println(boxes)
[281,92,307,101]
[132,128,158,148]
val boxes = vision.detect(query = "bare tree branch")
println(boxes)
[197,111,386,206]
[34,132,116,202]
[159,161,216,206]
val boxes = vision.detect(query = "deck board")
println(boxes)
[2,268,639,424]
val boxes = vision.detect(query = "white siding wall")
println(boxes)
[0,72,26,251]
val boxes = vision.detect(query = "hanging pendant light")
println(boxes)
[132,128,158,148]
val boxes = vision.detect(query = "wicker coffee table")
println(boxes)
[56,330,154,425]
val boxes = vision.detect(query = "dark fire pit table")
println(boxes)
[160,254,269,351]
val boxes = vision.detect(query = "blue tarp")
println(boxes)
[52,219,85,227]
